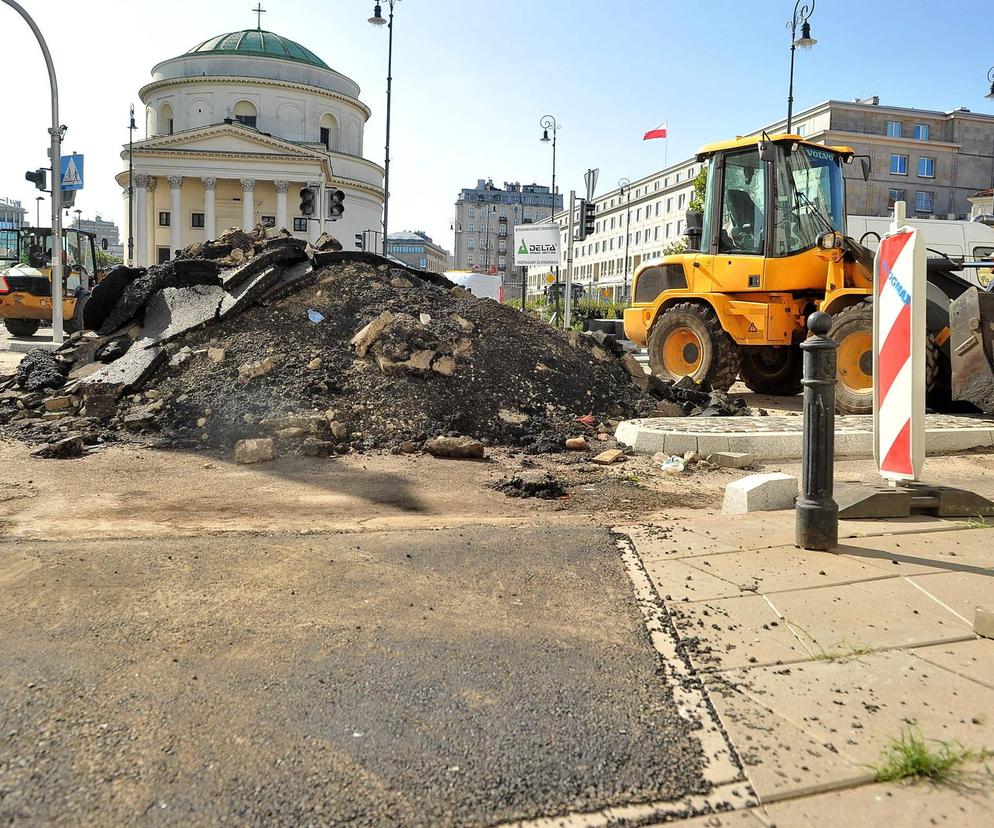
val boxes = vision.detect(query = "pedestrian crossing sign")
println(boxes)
[60,154,84,191]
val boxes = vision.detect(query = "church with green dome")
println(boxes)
[116,22,384,267]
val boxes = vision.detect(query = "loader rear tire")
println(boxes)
[739,346,803,395]
[4,318,40,338]
[829,301,874,415]
[648,302,741,392]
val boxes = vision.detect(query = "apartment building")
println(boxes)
[452,180,562,284]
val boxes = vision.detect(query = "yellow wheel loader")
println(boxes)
[623,134,993,415]
[0,227,100,337]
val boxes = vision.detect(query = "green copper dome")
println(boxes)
[185,29,330,69]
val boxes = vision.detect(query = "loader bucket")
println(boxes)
[949,286,994,415]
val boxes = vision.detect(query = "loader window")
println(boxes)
[718,150,765,255]
[773,145,846,256]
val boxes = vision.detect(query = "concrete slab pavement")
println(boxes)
[622,507,994,824]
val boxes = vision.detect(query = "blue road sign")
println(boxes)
[60,154,84,191]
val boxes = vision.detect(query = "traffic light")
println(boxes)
[328,189,345,220]
[355,232,364,250]
[575,198,596,242]
[583,199,595,238]
[299,186,315,216]
[25,169,47,191]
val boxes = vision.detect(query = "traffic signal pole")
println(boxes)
[3,0,64,343]
[564,190,576,330]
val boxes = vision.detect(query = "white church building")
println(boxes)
[117,26,384,266]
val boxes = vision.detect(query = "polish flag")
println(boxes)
[643,121,668,141]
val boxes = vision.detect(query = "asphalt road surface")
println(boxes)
[0,525,707,826]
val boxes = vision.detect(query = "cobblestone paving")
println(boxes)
[630,414,994,434]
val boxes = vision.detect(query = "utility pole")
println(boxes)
[3,0,64,344]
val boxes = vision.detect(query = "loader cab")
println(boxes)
[695,136,852,295]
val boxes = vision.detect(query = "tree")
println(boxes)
[689,165,708,214]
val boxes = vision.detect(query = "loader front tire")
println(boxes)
[648,302,741,392]
[829,301,874,415]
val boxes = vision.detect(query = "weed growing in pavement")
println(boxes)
[785,620,873,662]
[964,513,994,530]
[872,728,990,783]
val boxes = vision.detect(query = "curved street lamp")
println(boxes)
[618,178,632,300]
[369,1,399,255]
[539,114,561,310]
[986,66,994,100]
[985,67,994,195]
[786,0,816,133]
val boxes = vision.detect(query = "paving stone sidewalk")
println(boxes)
[619,510,994,825]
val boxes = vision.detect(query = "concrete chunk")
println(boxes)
[707,451,755,469]
[351,311,395,358]
[235,438,275,464]
[425,435,484,459]
[975,606,994,639]
[722,472,797,513]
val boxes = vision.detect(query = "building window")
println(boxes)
[191,212,204,228]
[261,215,275,228]
[666,197,673,212]
[467,239,475,250]
[655,203,660,216]
[890,154,908,175]
[157,247,171,264]
[796,125,807,137]
[666,223,673,238]
[468,223,475,232]
[654,227,659,240]
[914,124,930,141]
[636,231,641,244]
[158,211,170,227]
[320,126,331,148]
[233,100,258,128]
[678,193,686,209]
[886,121,902,138]
[293,217,308,232]
[915,191,933,213]
[419,258,427,269]
[888,188,907,208]
[918,157,935,178]
[635,208,641,221]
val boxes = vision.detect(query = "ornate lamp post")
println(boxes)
[786,0,816,134]
[618,177,632,301]
[369,1,399,255]
[985,67,994,194]
[539,115,560,314]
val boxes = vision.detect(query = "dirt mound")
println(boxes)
[120,260,650,451]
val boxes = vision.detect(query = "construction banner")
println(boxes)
[513,225,560,267]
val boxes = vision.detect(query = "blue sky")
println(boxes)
[2,0,990,250]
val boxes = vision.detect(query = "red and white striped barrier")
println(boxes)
[873,205,926,482]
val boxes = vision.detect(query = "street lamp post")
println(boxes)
[619,177,632,301]
[369,1,399,256]
[3,0,65,344]
[540,114,560,317]
[128,103,136,266]
[786,0,817,134]
[985,67,994,194]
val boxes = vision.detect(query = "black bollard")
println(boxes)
[796,311,839,550]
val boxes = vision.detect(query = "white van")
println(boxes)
[443,270,504,301]
[847,215,994,287]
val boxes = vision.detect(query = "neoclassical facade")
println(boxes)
[117,28,384,266]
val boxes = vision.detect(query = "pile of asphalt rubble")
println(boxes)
[0,224,748,461]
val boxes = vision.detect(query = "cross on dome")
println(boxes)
[252,3,266,30]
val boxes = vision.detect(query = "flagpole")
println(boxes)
[664,137,668,168]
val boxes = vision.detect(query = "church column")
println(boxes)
[146,176,158,266]
[202,177,217,240]
[168,175,183,257]
[241,178,256,230]
[275,180,289,231]
[134,174,148,267]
